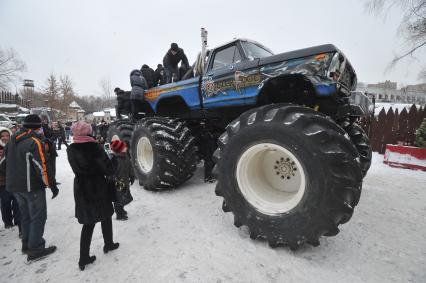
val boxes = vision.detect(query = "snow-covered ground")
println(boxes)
[1,150,425,283]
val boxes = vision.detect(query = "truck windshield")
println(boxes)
[241,42,273,59]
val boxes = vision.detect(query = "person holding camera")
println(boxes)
[67,121,119,271]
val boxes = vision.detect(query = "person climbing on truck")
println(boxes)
[154,64,166,86]
[140,64,156,89]
[114,87,131,119]
[163,43,190,83]
[129,69,148,120]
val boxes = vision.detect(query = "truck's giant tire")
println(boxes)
[130,117,197,191]
[107,120,135,146]
[341,121,372,177]
[213,104,363,249]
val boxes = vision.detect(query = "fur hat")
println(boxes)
[111,139,127,153]
[23,114,42,129]
[71,121,92,137]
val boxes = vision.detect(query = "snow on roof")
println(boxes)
[105,108,116,117]
[19,106,30,112]
[0,103,19,109]
[93,111,104,117]
[69,101,81,109]
[92,108,116,117]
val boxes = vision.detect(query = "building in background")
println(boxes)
[84,108,116,124]
[68,101,85,121]
[358,81,426,105]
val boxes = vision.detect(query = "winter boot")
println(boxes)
[79,255,96,271]
[27,246,57,262]
[103,242,119,254]
[116,214,128,221]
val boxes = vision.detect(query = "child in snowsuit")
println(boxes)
[110,140,135,220]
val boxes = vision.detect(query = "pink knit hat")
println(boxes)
[71,121,92,136]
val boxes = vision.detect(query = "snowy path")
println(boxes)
[0,151,425,282]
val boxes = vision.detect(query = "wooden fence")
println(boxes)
[364,104,426,153]
[0,91,31,109]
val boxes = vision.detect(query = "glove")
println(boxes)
[130,176,135,185]
[51,184,59,199]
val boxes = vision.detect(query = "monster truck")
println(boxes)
[108,36,372,249]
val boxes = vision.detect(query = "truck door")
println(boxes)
[201,44,246,109]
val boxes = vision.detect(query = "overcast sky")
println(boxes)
[1,0,425,96]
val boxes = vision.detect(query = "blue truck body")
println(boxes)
[142,39,356,117]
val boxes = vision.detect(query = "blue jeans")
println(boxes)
[13,190,47,251]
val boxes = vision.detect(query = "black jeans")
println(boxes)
[0,188,20,227]
[13,190,46,251]
[80,218,113,260]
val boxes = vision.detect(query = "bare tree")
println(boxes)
[98,77,116,109]
[0,47,26,91]
[99,77,113,99]
[59,75,75,116]
[366,0,426,76]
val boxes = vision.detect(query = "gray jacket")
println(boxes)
[130,69,148,101]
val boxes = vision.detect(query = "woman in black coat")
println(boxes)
[67,121,119,271]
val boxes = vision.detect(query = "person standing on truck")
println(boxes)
[130,69,148,120]
[163,43,190,83]
[140,64,156,89]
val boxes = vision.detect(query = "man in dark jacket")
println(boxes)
[114,87,130,120]
[91,122,98,136]
[65,122,72,142]
[4,114,58,261]
[130,69,148,120]
[163,43,190,83]
[57,121,68,150]
[98,120,109,144]
[140,64,156,89]
[154,64,166,86]
[41,118,58,177]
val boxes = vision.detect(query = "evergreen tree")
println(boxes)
[415,118,426,148]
